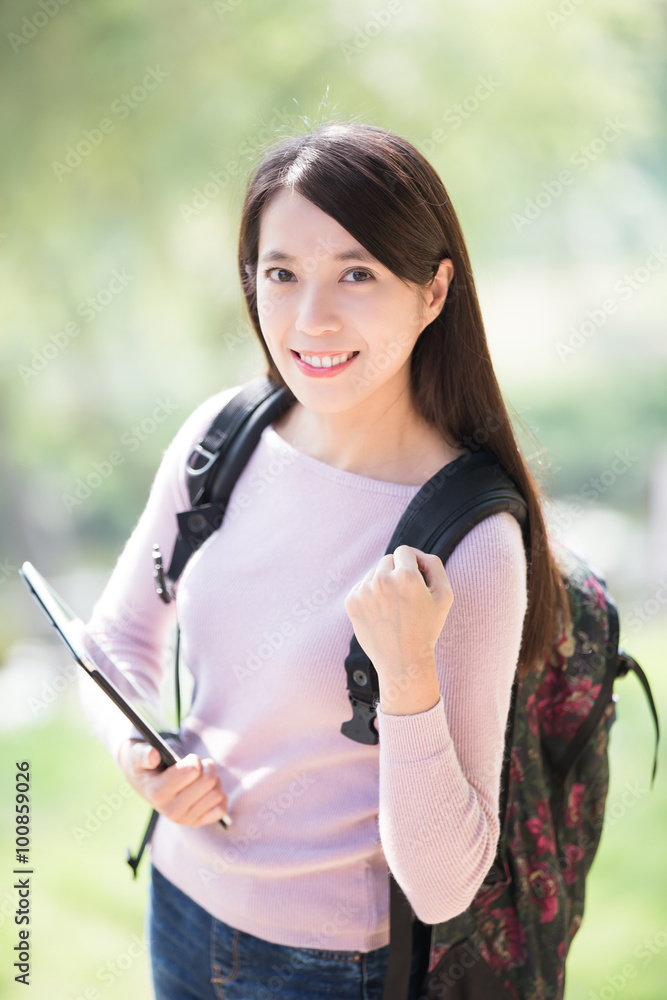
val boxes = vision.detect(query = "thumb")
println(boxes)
[414,550,451,597]
[133,741,161,771]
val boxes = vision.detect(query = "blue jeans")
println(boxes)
[147,862,429,999]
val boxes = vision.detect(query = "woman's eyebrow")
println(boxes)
[258,246,378,265]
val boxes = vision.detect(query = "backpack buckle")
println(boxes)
[340,695,379,745]
[152,543,174,604]
[186,443,221,477]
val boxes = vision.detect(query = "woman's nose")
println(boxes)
[294,284,342,337]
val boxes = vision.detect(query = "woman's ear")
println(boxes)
[421,259,454,326]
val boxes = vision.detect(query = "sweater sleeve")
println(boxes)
[374,510,528,925]
[76,384,242,766]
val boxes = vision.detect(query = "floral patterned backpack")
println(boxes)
[419,540,660,999]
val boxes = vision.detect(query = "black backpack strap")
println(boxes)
[165,375,295,588]
[616,650,660,787]
[382,874,417,1000]
[339,448,529,999]
[129,375,294,878]
[185,375,292,507]
[126,808,160,879]
[545,598,660,791]
[341,448,529,744]
[546,594,623,787]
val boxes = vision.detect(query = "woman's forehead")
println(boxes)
[258,189,379,264]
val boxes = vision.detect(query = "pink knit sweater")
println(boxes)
[78,382,528,952]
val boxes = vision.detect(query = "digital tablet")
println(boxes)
[19,560,232,827]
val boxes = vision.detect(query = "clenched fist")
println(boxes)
[344,544,453,714]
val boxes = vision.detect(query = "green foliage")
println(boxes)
[509,357,667,508]
[2,0,665,573]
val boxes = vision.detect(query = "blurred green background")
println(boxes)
[1,0,665,997]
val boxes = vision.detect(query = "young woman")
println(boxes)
[79,119,570,999]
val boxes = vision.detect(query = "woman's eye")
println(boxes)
[262,266,373,283]
[342,269,373,282]
[263,267,293,282]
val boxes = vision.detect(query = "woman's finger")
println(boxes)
[184,783,229,826]
[393,545,452,604]
[160,759,224,823]
[129,740,161,773]
[144,753,202,803]
[357,554,394,588]
[392,544,433,586]
[391,545,419,572]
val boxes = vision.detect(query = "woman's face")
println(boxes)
[255,187,451,416]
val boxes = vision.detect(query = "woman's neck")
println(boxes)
[272,397,467,486]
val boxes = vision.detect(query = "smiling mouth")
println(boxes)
[291,350,359,368]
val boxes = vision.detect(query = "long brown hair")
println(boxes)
[236,119,571,678]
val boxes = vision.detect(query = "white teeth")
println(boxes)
[299,352,355,368]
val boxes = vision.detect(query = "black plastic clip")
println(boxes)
[152,543,174,604]
[340,695,379,745]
